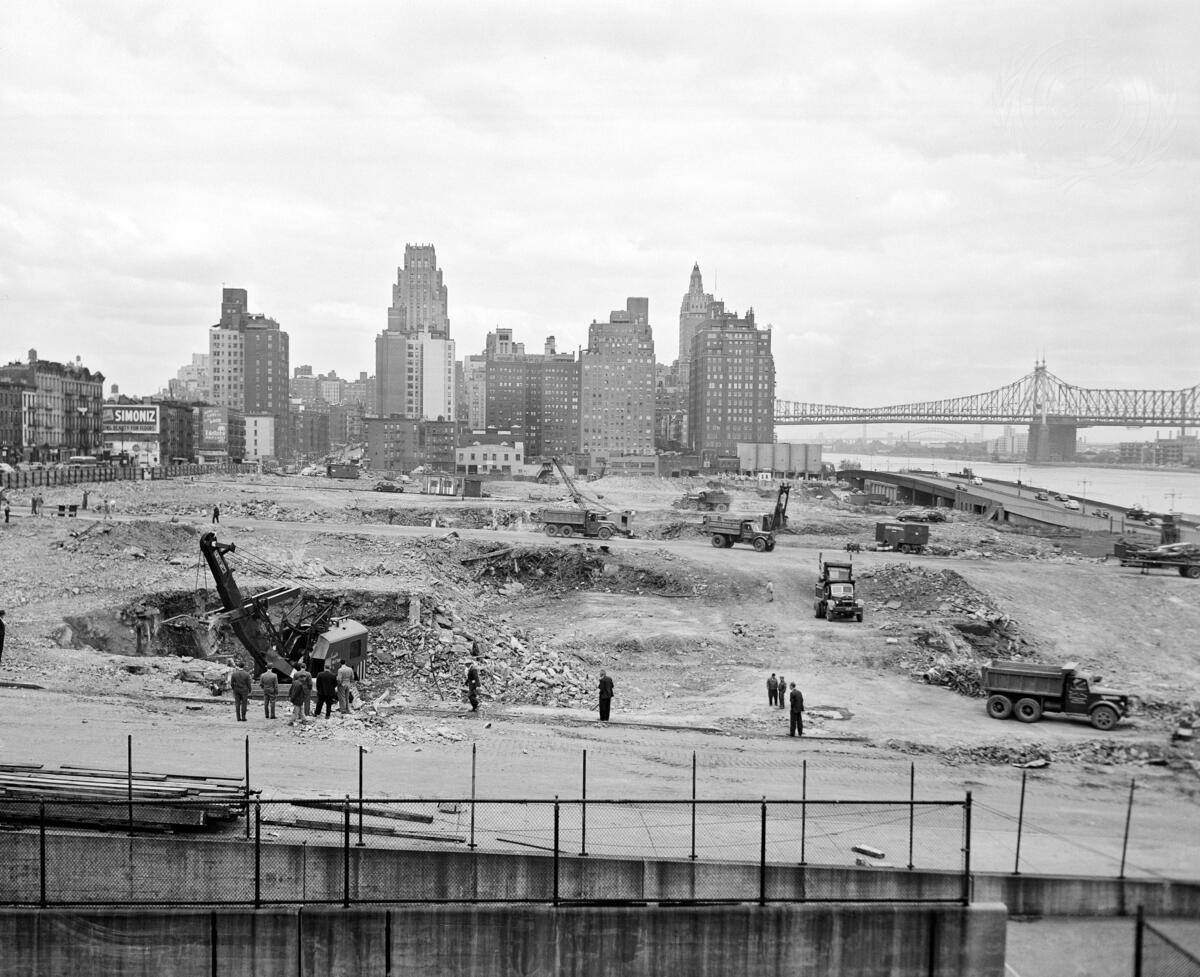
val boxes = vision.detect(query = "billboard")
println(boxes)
[103,404,160,435]
[198,407,229,449]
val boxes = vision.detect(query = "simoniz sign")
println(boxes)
[103,404,160,434]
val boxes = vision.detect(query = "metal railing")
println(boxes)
[0,795,971,908]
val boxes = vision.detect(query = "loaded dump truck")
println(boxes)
[703,514,775,551]
[674,488,731,512]
[981,660,1136,730]
[539,506,634,540]
[875,522,929,553]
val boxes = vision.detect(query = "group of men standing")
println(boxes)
[228,661,356,724]
[766,672,806,737]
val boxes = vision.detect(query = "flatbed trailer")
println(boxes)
[1118,555,1200,578]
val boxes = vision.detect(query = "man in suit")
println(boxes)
[788,682,806,737]
[598,670,614,722]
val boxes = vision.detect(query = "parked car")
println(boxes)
[896,508,947,523]
[1035,492,1050,501]
[1054,493,1070,502]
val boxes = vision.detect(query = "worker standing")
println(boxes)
[767,672,778,707]
[0,610,6,667]
[336,660,355,714]
[260,670,278,719]
[788,683,806,738]
[287,677,308,725]
[777,674,787,709]
[314,667,337,718]
[229,665,252,722]
[294,664,313,717]
[598,670,614,723]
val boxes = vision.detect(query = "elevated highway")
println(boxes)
[837,468,1157,538]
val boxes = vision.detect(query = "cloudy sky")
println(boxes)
[2,0,1197,416]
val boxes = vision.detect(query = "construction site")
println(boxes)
[1,466,1199,976]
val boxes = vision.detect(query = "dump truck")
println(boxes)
[703,514,776,552]
[673,488,732,512]
[980,660,1136,731]
[875,522,929,553]
[538,505,634,540]
[814,558,864,621]
[536,458,635,539]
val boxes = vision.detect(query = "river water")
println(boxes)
[822,453,1200,517]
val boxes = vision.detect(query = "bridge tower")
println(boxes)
[1025,361,1076,462]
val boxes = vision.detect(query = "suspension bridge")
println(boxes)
[774,363,1199,462]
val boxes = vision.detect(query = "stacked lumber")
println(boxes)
[0,763,249,832]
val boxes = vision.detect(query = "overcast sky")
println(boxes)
[2,0,1197,413]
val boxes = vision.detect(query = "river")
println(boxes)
[822,453,1200,517]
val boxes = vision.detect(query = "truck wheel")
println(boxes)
[765,541,776,551]
[544,524,558,537]
[597,526,614,540]
[986,695,1013,720]
[559,525,573,538]
[753,537,768,552]
[1090,704,1119,730]
[815,602,826,619]
[716,503,729,512]
[898,544,909,554]
[711,534,725,548]
[855,612,863,622]
[1014,697,1042,723]
[1184,565,1200,579]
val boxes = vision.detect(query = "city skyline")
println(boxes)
[2,3,1197,406]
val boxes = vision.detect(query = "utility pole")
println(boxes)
[1079,480,1090,500]
[1164,490,1178,512]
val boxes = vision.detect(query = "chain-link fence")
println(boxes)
[1136,908,1200,977]
[0,795,969,908]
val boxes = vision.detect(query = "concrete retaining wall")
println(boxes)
[1,831,1196,917]
[0,904,1008,977]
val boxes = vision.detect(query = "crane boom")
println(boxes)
[552,457,610,512]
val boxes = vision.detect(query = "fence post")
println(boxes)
[580,750,588,857]
[469,743,477,850]
[127,734,134,836]
[1119,779,1136,880]
[254,801,261,908]
[343,795,351,908]
[244,735,251,840]
[759,799,767,906]
[799,760,807,866]
[907,762,915,871]
[39,800,47,908]
[1014,770,1027,875]
[689,751,697,861]
[553,798,560,907]
[357,746,365,847]
[1133,904,1144,977]
[962,792,973,907]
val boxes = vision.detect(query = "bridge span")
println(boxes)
[775,363,1198,462]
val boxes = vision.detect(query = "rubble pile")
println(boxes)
[363,600,596,709]
[467,544,706,598]
[863,563,1037,697]
[885,737,1195,771]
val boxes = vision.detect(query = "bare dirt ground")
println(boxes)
[1,472,1198,880]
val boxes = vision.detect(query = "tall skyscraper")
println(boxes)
[688,303,775,463]
[208,288,289,417]
[387,244,449,337]
[480,329,578,457]
[676,263,714,444]
[580,298,656,456]
[376,245,456,420]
